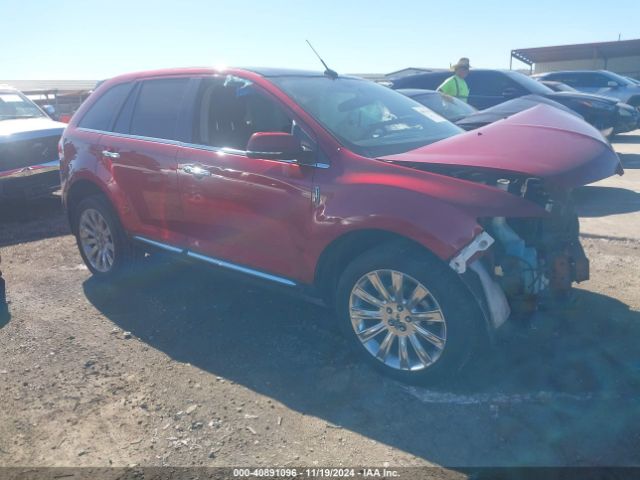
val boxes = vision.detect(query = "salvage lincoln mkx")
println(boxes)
[59,68,622,383]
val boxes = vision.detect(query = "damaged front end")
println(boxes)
[381,105,623,329]
[444,175,592,331]
[464,177,589,320]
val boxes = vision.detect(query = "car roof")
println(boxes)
[399,69,521,78]
[103,67,359,84]
[396,88,438,96]
[539,70,611,75]
[243,67,327,77]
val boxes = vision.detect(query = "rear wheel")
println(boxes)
[73,195,139,279]
[336,242,486,384]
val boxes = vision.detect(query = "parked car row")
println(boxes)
[392,69,640,136]
[533,70,640,107]
[57,67,623,383]
[2,68,638,202]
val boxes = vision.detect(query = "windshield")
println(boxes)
[506,71,554,95]
[270,76,463,157]
[0,91,46,120]
[410,92,477,122]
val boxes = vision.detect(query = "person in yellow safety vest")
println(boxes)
[437,57,471,103]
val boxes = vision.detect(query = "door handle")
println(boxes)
[180,164,211,178]
[101,150,120,159]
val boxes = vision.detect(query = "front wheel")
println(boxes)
[336,242,487,384]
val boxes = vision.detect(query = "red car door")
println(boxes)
[99,77,191,245]
[177,76,315,282]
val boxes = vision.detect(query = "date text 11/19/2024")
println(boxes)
[232,468,400,478]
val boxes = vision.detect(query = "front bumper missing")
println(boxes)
[450,232,510,330]
[449,231,494,274]
[469,260,511,329]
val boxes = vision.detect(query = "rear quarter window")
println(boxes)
[129,78,190,140]
[78,82,133,131]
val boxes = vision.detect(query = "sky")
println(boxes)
[1,0,639,79]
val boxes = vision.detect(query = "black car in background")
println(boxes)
[533,70,640,107]
[538,80,578,92]
[0,86,66,200]
[397,89,582,131]
[396,88,477,122]
[538,79,639,133]
[393,69,638,136]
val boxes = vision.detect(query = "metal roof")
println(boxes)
[0,80,98,93]
[512,38,640,66]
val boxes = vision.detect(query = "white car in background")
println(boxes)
[0,86,66,200]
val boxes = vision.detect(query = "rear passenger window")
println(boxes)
[130,78,189,140]
[78,82,132,131]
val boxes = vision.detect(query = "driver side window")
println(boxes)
[193,76,293,151]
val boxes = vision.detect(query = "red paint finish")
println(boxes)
[382,105,622,188]
[177,146,314,280]
[97,135,185,246]
[61,68,620,287]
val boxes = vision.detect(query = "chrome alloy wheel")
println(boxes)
[78,208,115,273]
[349,269,447,371]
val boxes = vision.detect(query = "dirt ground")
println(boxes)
[1,133,640,475]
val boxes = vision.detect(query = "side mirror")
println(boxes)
[246,132,314,164]
[607,80,619,88]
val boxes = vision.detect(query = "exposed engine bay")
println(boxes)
[385,159,595,325]
[480,177,589,316]
[379,105,624,326]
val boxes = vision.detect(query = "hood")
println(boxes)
[381,104,622,188]
[546,91,619,104]
[0,118,66,144]
[456,95,581,129]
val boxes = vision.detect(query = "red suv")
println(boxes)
[60,68,621,383]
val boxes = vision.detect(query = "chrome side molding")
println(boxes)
[186,251,297,286]
[133,236,184,253]
[132,236,297,287]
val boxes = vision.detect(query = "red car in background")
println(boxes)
[60,68,622,383]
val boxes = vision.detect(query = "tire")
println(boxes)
[73,195,139,279]
[335,241,487,384]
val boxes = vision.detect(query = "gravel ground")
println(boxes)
[1,138,639,474]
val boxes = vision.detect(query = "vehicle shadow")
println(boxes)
[0,307,9,329]
[0,194,69,247]
[83,260,640,467]
[573,185,640,217]
[612,133,640,144]
[618,152,640,169]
